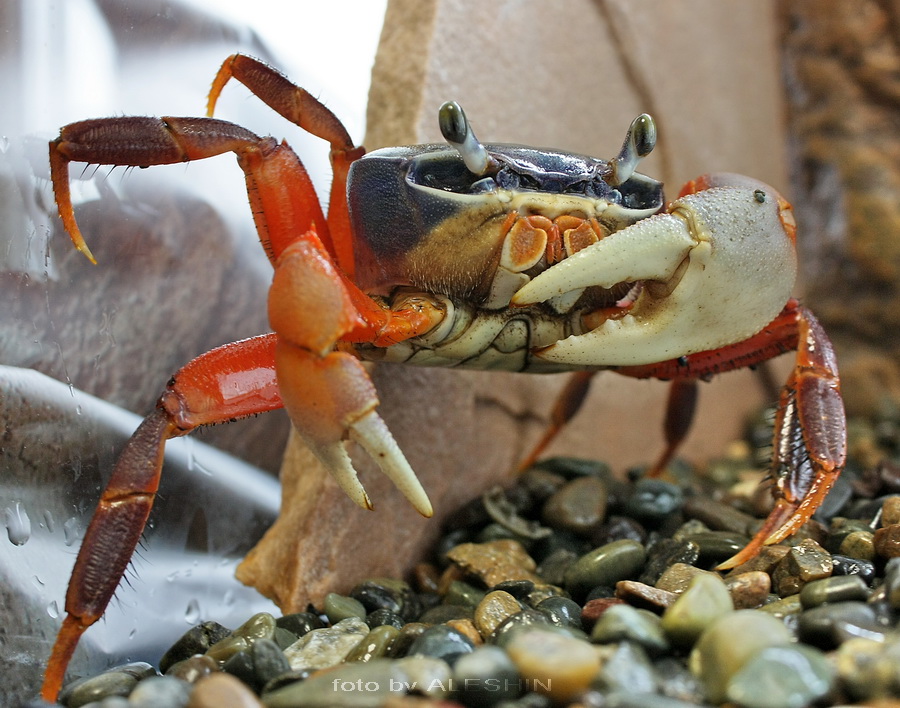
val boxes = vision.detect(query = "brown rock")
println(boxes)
[874,524,900,559]
[446,540,541,587]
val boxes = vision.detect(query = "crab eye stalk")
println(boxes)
[607,113,657,186]
[438,101,495,176]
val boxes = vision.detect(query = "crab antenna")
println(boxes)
[438,101,494,176]
[607,113,657,186]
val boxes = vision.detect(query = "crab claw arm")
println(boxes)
[514,176,798,366]
[270,236,433,517]
[718,307,845,569]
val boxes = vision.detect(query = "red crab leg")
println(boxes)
[42,334,281,701]
[46,111,444,699]
[207,54,365,277]
[519,299,845,568]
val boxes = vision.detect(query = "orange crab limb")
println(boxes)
[207,53,365,276]
[718,308,845,569]
[41,334,282,700]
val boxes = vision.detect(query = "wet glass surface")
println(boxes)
[0,0,384,699]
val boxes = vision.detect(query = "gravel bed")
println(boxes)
[25,409,900,707]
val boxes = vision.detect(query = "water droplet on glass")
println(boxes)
[166,571,179,583]
[5,502,32,545]
[42,509,56,533]
[223,590,235,608]
[47,601,59,619]
[63,517,80,546]
[184,598,201,624]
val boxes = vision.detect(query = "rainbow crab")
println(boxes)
[42,54,845,700]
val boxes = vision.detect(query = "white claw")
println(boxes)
[515,184,798,367]
[512,213,696,306]
[350,410,434,517]
[312,442,374,511]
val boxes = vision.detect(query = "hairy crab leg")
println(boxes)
[519,299,845,569]
[207,53,365,277]
[42,335,281,700]
[717,307,845,569]
[46,108,440,698]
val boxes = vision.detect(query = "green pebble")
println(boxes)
[758,594,803,618]
[799,574,870,608]
[262,658,408,708]
[233,612,277,641]
[595,641,657,694]
[345,625,400,662]
[444,580,487,609]
[324,593,368,623]
[726,644,835,708]
[590,603,669,655]
[839,530,876,561]
[689,610,793,704]
[564,539,647,597]
[661,572,733,647]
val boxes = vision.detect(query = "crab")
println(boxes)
[41,54,845,700]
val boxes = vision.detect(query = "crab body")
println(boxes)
[40,55,845,701]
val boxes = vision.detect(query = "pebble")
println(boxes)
[59,662,156,707]
[723,570,771,609]
[725,644,835,708]
[474,590,523,637]
[831,553,876,583]
[590,604,669,655]
[447,580,489,609]
[799,574,870,608]
[274,612,325,637]
[834,636,900,701]
[689,610,793,703]
[505,628,601,703]
[797,600,881,647]
[541,476,608,535]
[188,673,262,707]
[283,617,369,670]
[681,494,757,536]
[57,430,900,708]
[771,539,833,596]
[580,597,625,628]
[661,573,733,647]
[262,659,407,708]
[638,538,700,585]
[624,479,684,523]
[563,539,647,597]
[882,495,900,525]
[839,529,877,560]
[446,540,541,586]
[446,618,484,646]
[614,580,677,611]
[406,624,475,665]
[127,676,192,707]
[324,593,368,623]
[345,624,400,662]
[595,641,657,695]
[160,621,232,673]
[350,578,420,622]
[453,646,521,707]
[535,596,584,630]
[874,522,900,557]
[654,563,714,593]
[165,655,218,683]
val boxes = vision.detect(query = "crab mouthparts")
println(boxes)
[511,210,711,366]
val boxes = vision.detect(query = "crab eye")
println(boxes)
[438,101,495,176]
[607,113,657,186]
